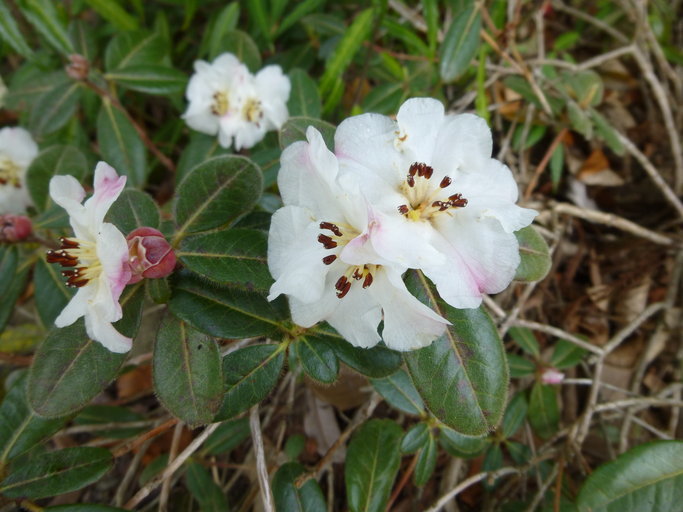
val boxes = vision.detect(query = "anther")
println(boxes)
[406,175,415,187]
[319,221,342,237]
[440,176,452,188]
[337,281,351,298]
[362,273,373,288]
[398,204,409,215]
[317,234,337,249]
[322,255,337,265]
[352,268,363,280]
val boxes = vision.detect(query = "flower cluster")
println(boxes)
[183,52,290,150]
[0,127,38,215]
[268,98,537,351]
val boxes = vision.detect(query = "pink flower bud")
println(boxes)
[541,368,565,385]
[0,215,32,242]
[126,227,176,283]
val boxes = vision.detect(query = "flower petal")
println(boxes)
[54,286,93,327]
[395,97,445,164]
[85,308,132,353]
[430,113,493,177]
[97,222,131,314]
[0,127,38,168]
[49,175,91,239]
[85,162,127,229]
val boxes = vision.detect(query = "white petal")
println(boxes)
[430,114,493,177]
[54,286,93,327]
[49,175,90,239]
[371,268,449,351]
[255,65,291,104]
[212,53,242,72]
[395,97,445,164]
[0,186,31,215]
[233,121,266,150]
[0,127,38,167]
[97,222,131,310]
[84,162,127,228]
[326,284,383,348]
[85,309,132,353]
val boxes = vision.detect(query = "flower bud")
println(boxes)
[540,368,565,385]
[66,54,89,81]
[0,214,32,242]
[126,227,176,283]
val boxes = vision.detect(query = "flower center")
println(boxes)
[46,237,102,288]
[211,91,230,116]
[397,162,468,221]
[317,221,377,298]
[243,97,263,124]
[0,157,22,188]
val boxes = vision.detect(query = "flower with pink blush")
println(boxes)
[541,368,565,385]
[46,162,133,353]
[267,127,449,351]
[335,98,538,309]
[183,52,290,150]
[0,126,38,215]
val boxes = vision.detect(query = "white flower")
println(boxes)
[183,53,290,150]
[47,162,133,353]
[335,98,538,309]
[0,127,38,215]
[541,368,565,385]
[267,127,449,351]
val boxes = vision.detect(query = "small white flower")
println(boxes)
[335,98,538,309]
[183,53,290,150]
[47,162,133,353]
[541,368,565,385]
[0,127,38,215]
[268,127,449,351]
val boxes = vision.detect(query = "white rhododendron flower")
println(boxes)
[335,98,537,309]
[268,127,449,351]
[183,52,290,150]
[0,127,38,215]
[47,162,133,353]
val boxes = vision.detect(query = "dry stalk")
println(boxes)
[250,405,275,512]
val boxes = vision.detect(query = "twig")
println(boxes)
[425,467,520,512]
[508,320,602,355]
[114,438,152,507]
[124,422,220,509]
[524,128,568,199]
[524,463,558,512]
[250,406,275,512]
[159,422,184,512]
[385,453,419,511]
[551,0,629,43]
[602,302,665,355]
[112,417,178,458]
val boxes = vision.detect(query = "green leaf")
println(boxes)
[209,30,261,71]
[577,440,683,512]
[401,422,429,454]
[404,270,508,436]
[73,405,145,439]
[502,391,528,439]
[215,344,285,421]
[26,145,88,212]
[508,327,540,357]
[361,82,404,115]
[514,226,551,282]
[114,281,146,339]
[319,8,374,104]
[34,257,74,328]
[105,31,167,71]
[422,0,438,53]
[414,432,437,486]
[97,100,147,188]
[106,65,187,95]
[528,382,559,439]
[69,20,98,62]
[279,116,336,150]
[439,427,488,458]
[185,461,229,511]
[178,229,271,291]
[44,505,127,511]
[169,270,286,339]
[245,0,271,46]
[288,69,322,118]
[176,132,231,185]
[439,5,481,82]
[0,1,33,58]
[272,461,327,512]
[83,0,139,31]
[19,0,74,55]
[550,339,587,369]
[153,314,223,427]
[568,100,593,139]
[201,418,250,455]
[277,0,325,36]
[105,189,160,235]
[0,249,30,333]
[370,369,424,416]
[29,82,82,137]
[0,447,112,499]
[146,277,171,304]
[174,155,263,237]
[296,335,339,384]
[345,419,403,512]
[204,2,240,59]
[27,321,127,418]
[562,70,604,108]
[507,353,536,378]
[0,374,67,463]
[550,142,564,192]
[589,109,625,155]
[330,337,403,378]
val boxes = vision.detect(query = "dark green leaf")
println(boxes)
[185,461,229,511]
[577,440,683,512]
[482,444,504,489]
[361,82,405,115]
[29,82,82,137]
[439,427,488,458]
[45,505,127,511]
[26,145,88,212]
[439,5,481,82]
[69,21,98,62]
[404,270,508,436]
[83,0,139,31]
[528,382,559,439]
[502,392,528,439]
[28,321,127,418]
[414,432,437,486]
[113,281,146,339]
[0,447,112,499]
[401,423,429,454]
[153,314,223,427]
[106,65,187,95]
[272,462,327,512]
[97,100,147,188]
[514,226,551,282]
[568,101,593,139]
[277,0,325,36]
[105,31,167,71]
[279,116,336,150]
[73,405,145,439]
[0,1,33,57]
[507,353,536,378]
[550,339,587,369]
[34,257,74,328]
[209,30,261,71]
[204,3,240,59]
[174,155,263,236]
[288,69,322,118]
[589,109,625,155]
[201,418,250,455]
[215,344,285,421]
[296,335,339,384]
[345,419,403,512]
[562,70,604,108]
[0,249,30,333]
[178,229,271,291]
[330,337,402,378]
[169,270,286,339]
[0,374,67,463]
[508,327,540,357]
[550,142,564,192]
[19,0,74,55]
[176,132,231,185]
[105,189,160,234]
[370,369,424,416]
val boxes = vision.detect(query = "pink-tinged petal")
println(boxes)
[97,222,131,313]
[541,368,565,385]
[85,162,126,227]
[267,206,330,303]
[85,308,132,353]
[371,268,449,351]
[395,97,445,164]
[430,114,492,178]
[233,121,266,150]
[54,286,93,327]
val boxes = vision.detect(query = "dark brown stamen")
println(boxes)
[322,255,337,265]
[335,275,348,291]
[440,176,452,188]
[319,221,342,237]
[406,175,415,187]
[408,163,419,176]
[317,234,337,249]
[398,204,409,215]
[337,280,351,298]
[449,193,468,208]
[352,268,363,280]
[59,237,79,249]
[362,273,373,288]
